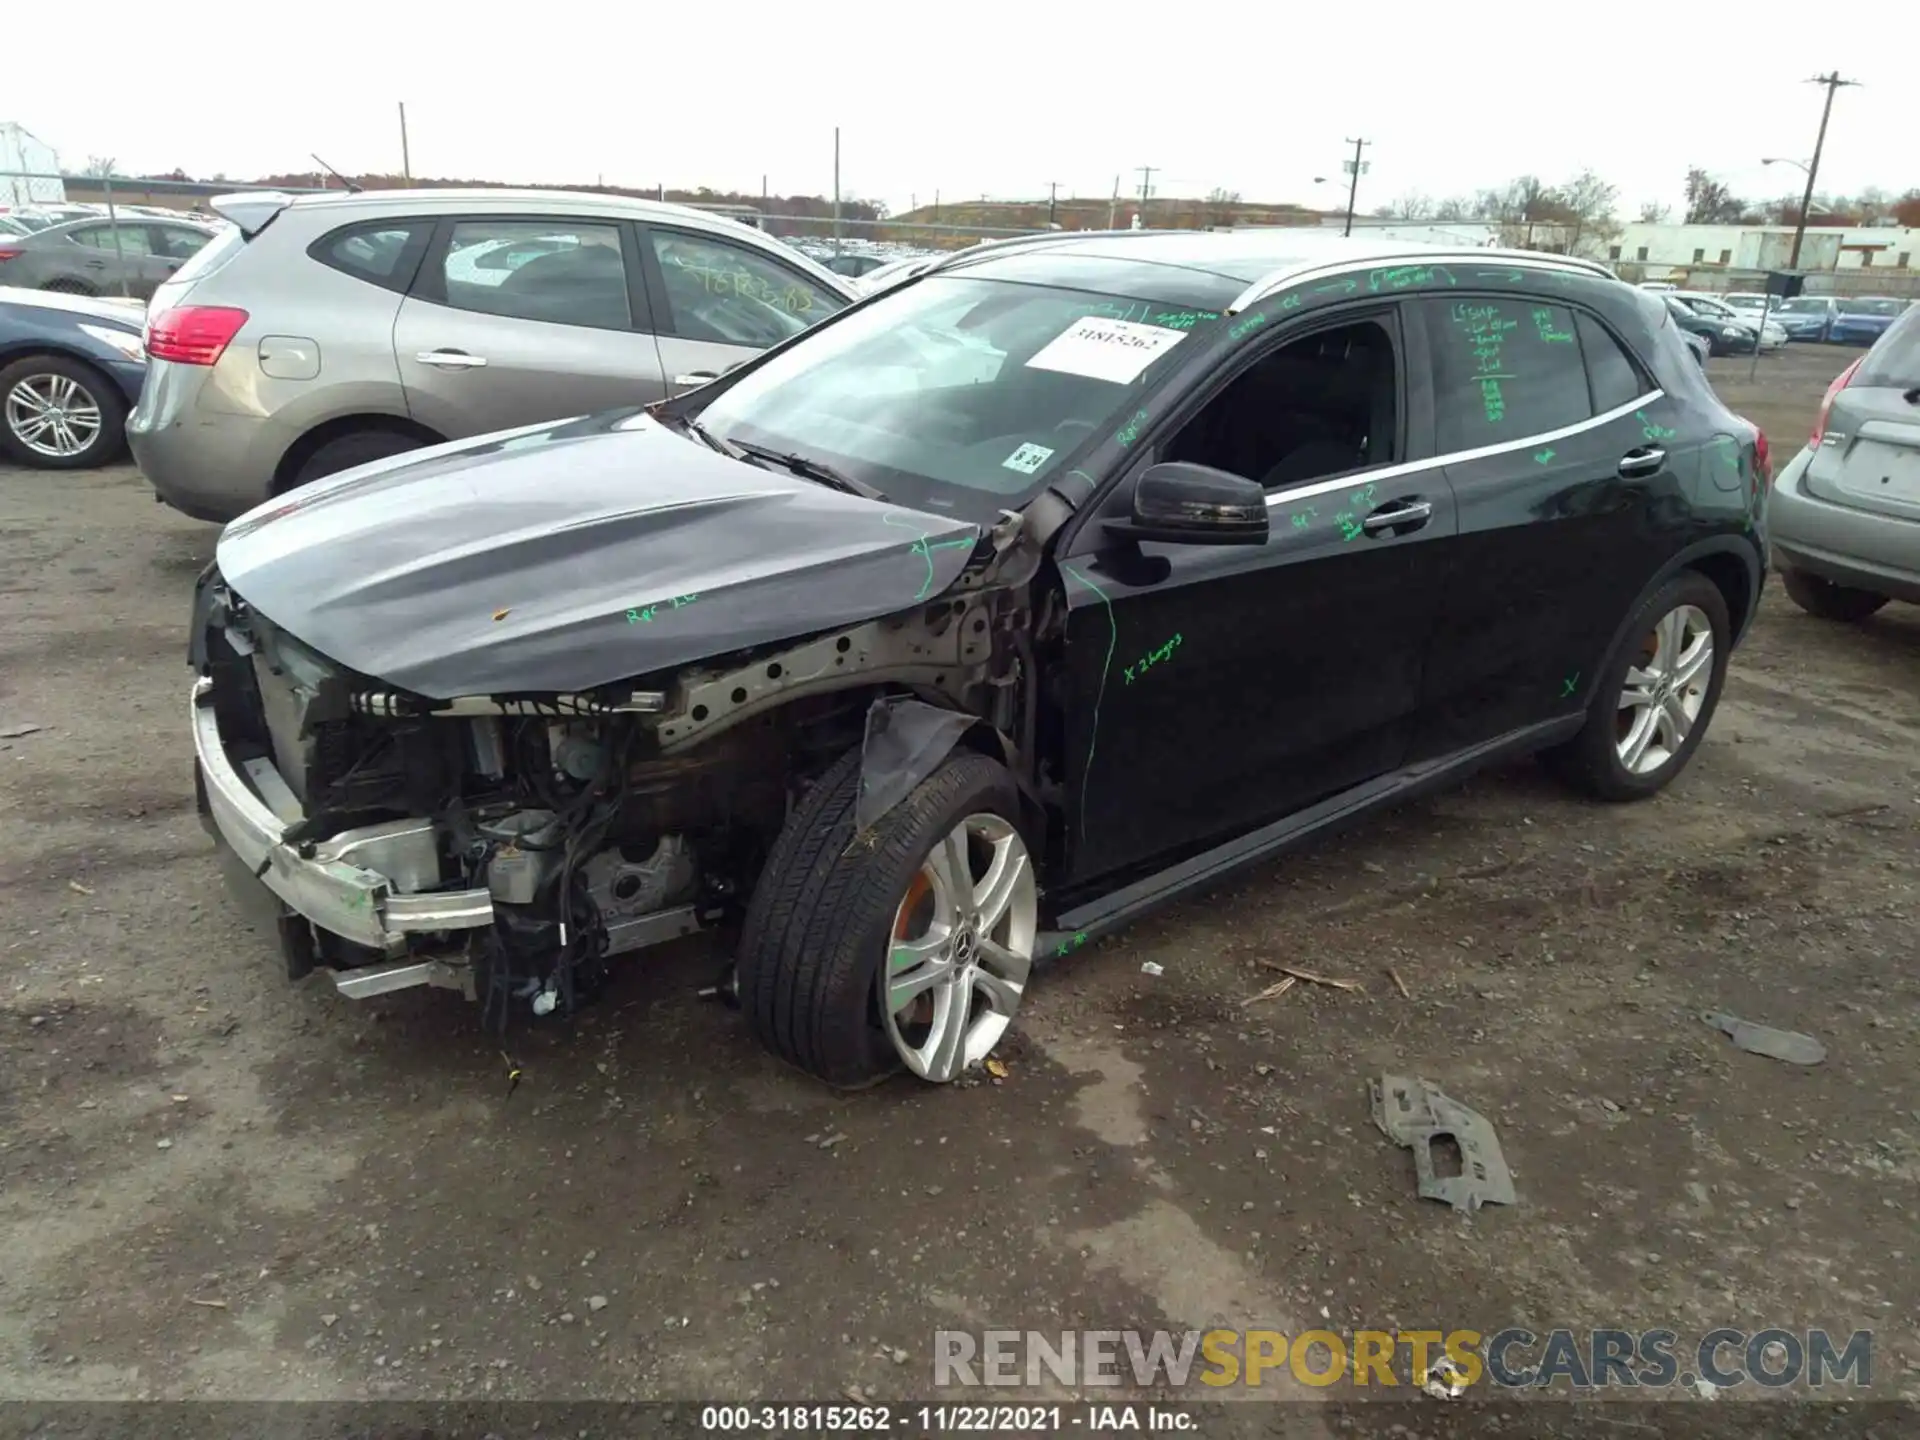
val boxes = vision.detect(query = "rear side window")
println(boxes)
[1577,313,1648,413]
[1857,305,1920,389]
[310,221,430,291]
[1426,298,1591,452]
[430,220,633,330]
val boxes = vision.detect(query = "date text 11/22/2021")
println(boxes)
[699,1403,1199,1431]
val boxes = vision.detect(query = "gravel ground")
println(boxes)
[1,344,1915,1421]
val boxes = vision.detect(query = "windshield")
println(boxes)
[1777,297,1828,314]
[693,276,1218,519]
[1842,299,1903,317]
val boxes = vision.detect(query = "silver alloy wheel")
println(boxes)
[882,812,1037,1082]
[1616,603,1713,775]
[5,373,103,459]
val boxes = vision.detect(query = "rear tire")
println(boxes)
[0,354,127,470]
[1781,568,1888,623]
[289,428,425,489]
[1545,571,1730,802]
[735,746,1036,1088]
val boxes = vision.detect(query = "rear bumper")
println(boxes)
[1769,446,1920,604]
[128,361,280,522]
[190,676,495,982]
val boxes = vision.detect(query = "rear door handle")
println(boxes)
[1619,447,1665,479]
[415,350,488,369]
[1361,499,1433,535]
[674,372,719,387]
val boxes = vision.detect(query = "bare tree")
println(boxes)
[1682,168,1746,225]
[1556,168,1621,257]
[1375,191,1431,220]
[1203,186,1242,227]
[1431,196,1473,221]
[83,155,117,178]
[1637,200,1671,223]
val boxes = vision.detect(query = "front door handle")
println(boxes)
[1361,499,1433,535]
[674,372,719,387]
[1618,447,1665,479]
[415,350,488,369]
[84,258,106,268]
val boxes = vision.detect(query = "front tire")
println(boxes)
[735,746,1037,1088]
[1782,568,1888,623]
[0,355,127,470]
[1546,571,1730,802]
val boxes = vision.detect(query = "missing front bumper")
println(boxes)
[190,677,495,986]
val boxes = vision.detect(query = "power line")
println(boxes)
[1788,72,1861,270]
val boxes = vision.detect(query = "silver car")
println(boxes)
[128,189,855,522]
[0,215,218,299]
[1770,303,1920,620]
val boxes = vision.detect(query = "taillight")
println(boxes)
[1810,357,1864,447]
[0,246,21,263]
[145,305,249,366]
[1753,427,1771,485]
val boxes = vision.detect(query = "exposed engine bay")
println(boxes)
[190,534,1040,1032]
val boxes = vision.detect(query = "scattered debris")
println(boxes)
[1388,967,1411,1000]
[587,1295,608,1312]
[1370,1074,1517,1213]
[1242,976,1297,1007]
[170,1094,190,1104]
[1423,1354,1470,1399]
[187,1298,227,1310]
[1139,961,1164,977]
[155,1138,173,1151]
[492,608,512,622]
[819,1132,848,1150]
[1701,1011,1826,1066]
[1260,961,1364,992]
[67,881,94,896]
[984,1058,1009,1079]
[0,723,42,740]
[321,1314,339,1328]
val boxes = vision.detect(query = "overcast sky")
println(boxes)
[8,1,1914,220]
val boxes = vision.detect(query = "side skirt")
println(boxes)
[1033,715,1584,965]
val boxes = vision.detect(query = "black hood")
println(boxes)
[214,410,982,698]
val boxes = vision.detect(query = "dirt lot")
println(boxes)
[2,344,1915,1420]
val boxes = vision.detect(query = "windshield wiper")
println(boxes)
[733,441,889,502]
[675,413,743,459]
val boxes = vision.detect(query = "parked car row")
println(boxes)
[1661,292,1785,356]
[0,213,220,299]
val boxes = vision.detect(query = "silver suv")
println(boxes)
[128,189,854,522]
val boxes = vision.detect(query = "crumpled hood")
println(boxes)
[214,410,981,698]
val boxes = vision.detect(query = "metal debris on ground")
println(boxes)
[67,881,93,896]
[1370,1074,1517,1213]
[1139,961,1164,977]
[1423,1354,1470,1399]
[0,723,43,739]
[1261,961,1364,991]
[1242,976,1297,1007]
[1701,1011,1826,1066]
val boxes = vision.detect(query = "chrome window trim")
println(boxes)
[1259,391,1665,511]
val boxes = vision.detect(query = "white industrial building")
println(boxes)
[1607,222,1916,275]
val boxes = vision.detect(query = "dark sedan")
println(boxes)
[1663,294,1756,355]
[0,286,147,468]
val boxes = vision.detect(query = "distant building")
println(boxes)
[1608,222,1915,275]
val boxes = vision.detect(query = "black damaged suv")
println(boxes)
[189,230,1769,1087]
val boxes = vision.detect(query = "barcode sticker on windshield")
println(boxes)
[1025,317,1189,385]
[1002,442,1055,475]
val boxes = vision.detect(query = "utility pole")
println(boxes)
[1107,175,1120,230]
[1136,166,1156,227]
[1341,138,1370,237]
[397,102,411,182]
[933,188,940,223]
[832,126,842,254]
[1047,180,1059,228]
[1788,72,1860,270]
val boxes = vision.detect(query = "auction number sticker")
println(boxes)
[1024,316,1188,385]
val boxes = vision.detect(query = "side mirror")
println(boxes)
[1107,463,1269,546]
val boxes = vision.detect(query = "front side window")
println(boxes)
[1776,297,1828,315]
[1426,298,1593,451]
[695,276,1213,519]
[434,220,631,329]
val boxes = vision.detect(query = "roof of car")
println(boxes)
[935,228,1613,309]
[280,186,750,226]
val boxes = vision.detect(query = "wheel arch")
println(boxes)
[270,413,444,495]
[1595,537,1761,686]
